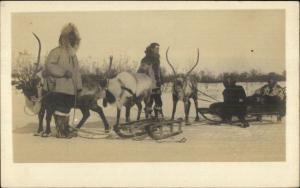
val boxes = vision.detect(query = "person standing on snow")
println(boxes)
[137,43,164,118]
[43,23,82,138]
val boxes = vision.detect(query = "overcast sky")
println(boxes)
[12,10,285,74]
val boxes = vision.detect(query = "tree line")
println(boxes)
[162,69,286,83]
[12,52,285,84]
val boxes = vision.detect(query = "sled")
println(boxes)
[113,117,184,140]
[197,108,265,125]
[197,98,285,124]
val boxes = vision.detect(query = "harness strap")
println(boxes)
[121,86,136,96]
[117,78,137,99]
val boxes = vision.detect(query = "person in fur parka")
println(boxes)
[137,43,164,118]
[44,23,82,138]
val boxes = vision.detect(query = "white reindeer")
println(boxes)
[102,71,156,131]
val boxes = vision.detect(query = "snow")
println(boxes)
[12,82,285,162]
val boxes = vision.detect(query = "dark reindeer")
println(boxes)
[166,47,200,124]
[12,33,110,137]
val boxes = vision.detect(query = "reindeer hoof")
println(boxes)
[56,132,65,138]
[113,125,119,132]
[240,122,250,128]
[70,131,78,137]
[70,128,78,134]
[33,131,43,136]
[65,134,73,139]
[277,116,282,122]
[185,121,192,126]
[41,132,52,137]
[56,134,73,139]
[194,117,200,122]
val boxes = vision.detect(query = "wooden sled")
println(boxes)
[114,118,184,140]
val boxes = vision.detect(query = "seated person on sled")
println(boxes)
[249,75,286,121]
[209,75,249,128]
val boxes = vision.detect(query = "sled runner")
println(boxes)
[114,117,183,140]
[197,108,265,125]
[197,96,285,124]
[146,118,183,140]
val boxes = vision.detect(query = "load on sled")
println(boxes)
[198,75,286,126]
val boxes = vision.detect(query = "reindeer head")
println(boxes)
[12,33,42,101]
[13,75,42,99]
[166,47,199,100]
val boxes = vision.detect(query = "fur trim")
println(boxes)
[59,23,81,55]
[54,111,70,116]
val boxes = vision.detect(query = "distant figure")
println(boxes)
[251,75,286,121]
[137,42,164,118]
[254,75,285,101]
[43,23,82,138]
[210,75,249,128]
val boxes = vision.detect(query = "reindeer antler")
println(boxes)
[165,47,177,77]
[105,55,113,78]
[108,56,113,72]
[186,48,199,77]
[32,33,41,77]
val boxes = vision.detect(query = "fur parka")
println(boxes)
[44,23,82,95]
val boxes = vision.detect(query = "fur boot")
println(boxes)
[54,112,72,138]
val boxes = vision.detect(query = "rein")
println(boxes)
[197,89,220,102]
[72,77,77,126]
[117,78,137,99]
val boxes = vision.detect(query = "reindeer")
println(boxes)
[166,47,200,124]
[35,83,110,137]
[12,33,110,137]
[102,71,155,131]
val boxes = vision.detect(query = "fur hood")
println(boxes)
[59,23,81,55]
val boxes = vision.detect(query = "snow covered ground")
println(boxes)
[12,82,285,162]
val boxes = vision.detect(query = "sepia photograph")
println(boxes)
[1,1,299,187]
[11,8,287,163]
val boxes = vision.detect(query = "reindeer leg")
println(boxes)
[42,93,55,137]
[136,101,142,121]
[76,107,90,129]
[90,104,109,132]
[171,94,178,120]
[193,96,200,121]
[145,95,154,119]
[171,101,178,120]
[184,99,191,125]
[125,105,131,123]
[143,96,149,119]
[35,104,45,136]
[42,106,53,137]
[113,108,121,131]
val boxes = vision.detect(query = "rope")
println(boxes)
[197,89,220,102]
[197,98,215,103]
[71,55,79,126]
[155,137,187,143]
[69,127,110,139]
[69,126,107,136]
[72,77,77,126]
